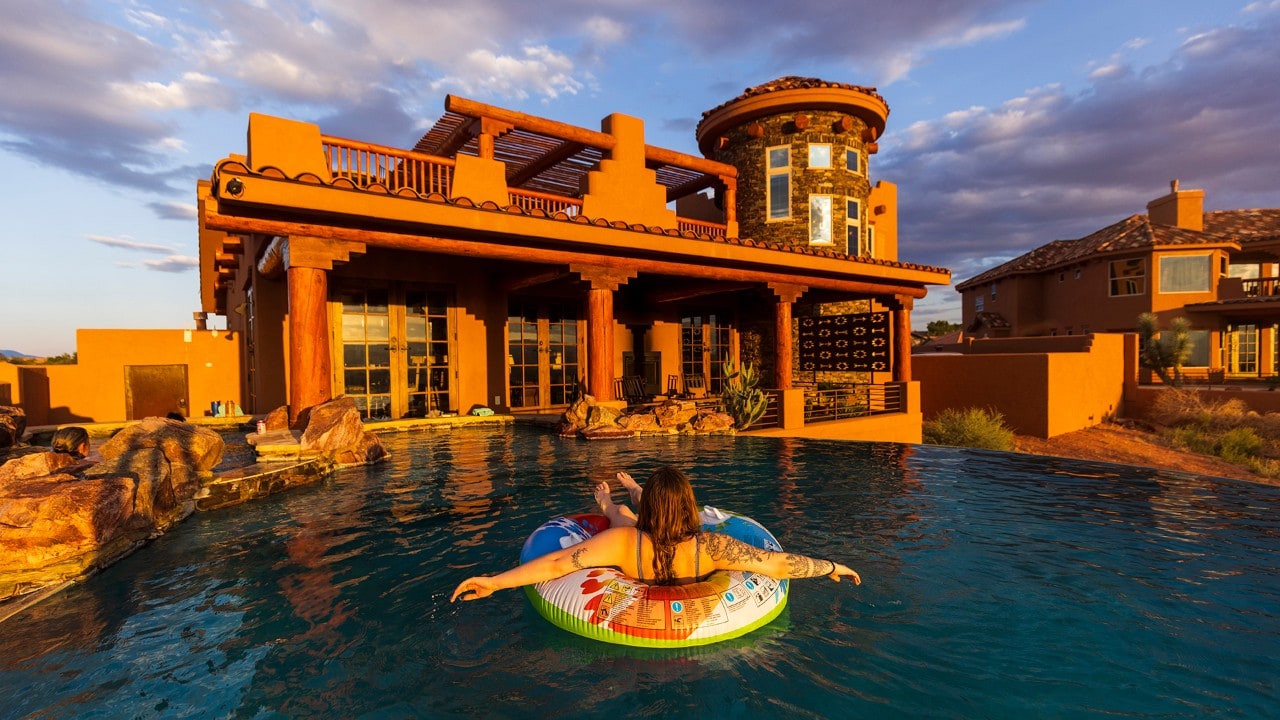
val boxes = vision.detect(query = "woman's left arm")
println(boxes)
[450,527,630,602]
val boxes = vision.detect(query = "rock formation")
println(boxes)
[0,406,25,448]
[0,417,225,602]
[558,396,735,439]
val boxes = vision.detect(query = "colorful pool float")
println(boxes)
[519,507,790,647]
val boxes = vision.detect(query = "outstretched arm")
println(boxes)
[701,533,861,584]
[450,527,630,602]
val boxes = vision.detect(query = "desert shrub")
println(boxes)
[1217,427,1264,464]
[1164,425,1216,455]
[923,407,1015,451]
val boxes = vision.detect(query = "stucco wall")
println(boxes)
[914,333,1128,438]
[12,329,243,426]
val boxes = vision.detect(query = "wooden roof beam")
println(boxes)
[435,117,481,158]
[666,174,720,203]
[646,281,756,304]
[502,268,572,293]
[508,140,586,187]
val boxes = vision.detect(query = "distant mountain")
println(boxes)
[0,349,37,359]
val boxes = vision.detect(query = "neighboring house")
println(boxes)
[955,183,1280,378]
[197,77,950,435]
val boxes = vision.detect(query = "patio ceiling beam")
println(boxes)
[646,281,757,304]
[508,140,585,188]
[501,268,573,292]
[203,212,929,299]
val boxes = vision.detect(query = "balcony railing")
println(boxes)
[1242,277,1280,298]
[508,188,582,216]
[804,383,903,424]
[321,135,727,235]
[322,136,453,195]
[678,218,727,238]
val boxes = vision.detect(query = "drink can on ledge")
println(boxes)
[256,420,266,435]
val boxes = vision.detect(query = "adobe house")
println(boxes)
[955,183,1280,379]
[197,77,950,437]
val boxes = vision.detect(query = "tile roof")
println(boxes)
[956,209,1280,291]
[698,76,885,124]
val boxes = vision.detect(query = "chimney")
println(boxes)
[1146,179,1204,231]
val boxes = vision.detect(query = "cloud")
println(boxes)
[115,255,199,272]
[88,235,178,254]
[879,5,1280,292]
[147,201,199,220]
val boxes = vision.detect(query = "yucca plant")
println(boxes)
[721,357,768,431]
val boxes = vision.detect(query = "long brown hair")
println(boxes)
[635,466,701,584]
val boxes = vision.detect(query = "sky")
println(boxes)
[3,0,1279,356]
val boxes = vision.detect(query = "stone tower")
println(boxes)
[696,77,895,259]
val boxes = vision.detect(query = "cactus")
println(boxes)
[722,357,768,431]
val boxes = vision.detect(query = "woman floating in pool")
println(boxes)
[450,466,859,602]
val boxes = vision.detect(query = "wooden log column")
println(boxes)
[768,283,807,390]
[287,265,331,423]
[889,295,914,383]
[283,236,366,424]
[573,264,636,402]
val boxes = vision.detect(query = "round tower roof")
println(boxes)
[695,76,889,156]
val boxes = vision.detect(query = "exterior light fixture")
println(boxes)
[226,178,244,197]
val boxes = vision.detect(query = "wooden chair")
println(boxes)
[622,375,665,408]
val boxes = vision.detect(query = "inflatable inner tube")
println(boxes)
[519,507,789,647]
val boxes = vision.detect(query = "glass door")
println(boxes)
[681,312,734,394]
[1228,323,1258,375]
[338,286,454,420]
[507,300,582,410]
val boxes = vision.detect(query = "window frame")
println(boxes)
[1158,253,1212,294]
[808,143,832,169]
[1108,258,1146,297]
[766,145,791,222]
[845,148,862,174]
[809,194,834,246]
[846,198,863,254]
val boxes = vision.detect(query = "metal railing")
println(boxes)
[322,136,454,195]
[803,383,903,424]
[753,390,780,429]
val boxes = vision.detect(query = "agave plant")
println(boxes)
[721,357,768,431]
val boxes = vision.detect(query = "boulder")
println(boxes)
[617,413,660,433]
[85,447,199,531]
[691,412,735,434]
[654,402,699,429]
[584,404,622,430]
[296,397,387,466]
[0,406,25,448]
[0,451,83,489]
[263,406,290,432]
[0,474,151,600]
[333,432,388,466]
[581,426,638,441]
[299,397,365,455]
[99,417,224,472]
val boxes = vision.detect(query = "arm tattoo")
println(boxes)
[570,547,587,570]
[703,533,767,564]
[785,555,836,578]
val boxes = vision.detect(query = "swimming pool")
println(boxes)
[2,428,1277,718]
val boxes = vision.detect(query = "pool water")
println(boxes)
[2,429,1278,718]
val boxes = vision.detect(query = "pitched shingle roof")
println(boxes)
[955,209,1280,291]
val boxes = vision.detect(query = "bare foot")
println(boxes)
[594,481,615,513]
[617,472,642,506]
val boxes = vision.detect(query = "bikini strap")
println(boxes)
[636,528,643,582]
[695,532,700,578]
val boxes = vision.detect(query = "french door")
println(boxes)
[337,286,453,419]
[681,313,733,394]
[508,300,582,410]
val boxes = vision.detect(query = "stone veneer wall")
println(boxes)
[712,109,874,253]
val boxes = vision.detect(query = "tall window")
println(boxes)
[866,225,876,257]
[808,143,832,168]
[846,198,863,254]
[1159,254,1211,293]
[681,314,731,394]
[845,148,862,174]
[767,146,790,221]
[975,295,985,312]
[810,195,833,245]
[1109,258,1145,296]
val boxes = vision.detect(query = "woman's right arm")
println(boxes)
[701,533,861,584]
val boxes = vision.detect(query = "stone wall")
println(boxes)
[712,109,873,251]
